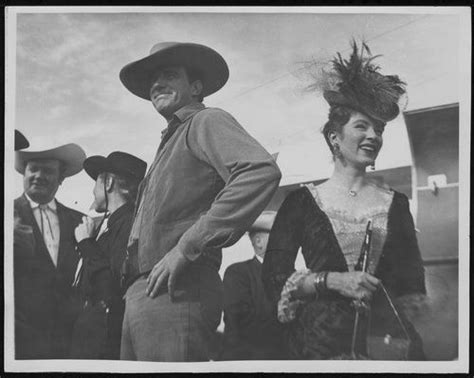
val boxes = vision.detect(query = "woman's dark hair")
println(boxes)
[322,105,386,154]
[322,106,353,154]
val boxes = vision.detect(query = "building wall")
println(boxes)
[404,103,459,360]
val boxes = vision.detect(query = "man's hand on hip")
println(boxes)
[146,245,189,301]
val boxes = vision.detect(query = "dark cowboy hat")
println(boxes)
[83,151,147,182]
[16,143,86,177]
[119,42,229,100]
[15,130,30,151]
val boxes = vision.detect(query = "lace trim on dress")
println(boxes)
[277,269,312,323]
[276,183,395,323]
[306,183,393,273]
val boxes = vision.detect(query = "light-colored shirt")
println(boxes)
[129,103,281,274]
[95,216,109,240]
[25,194,60,267]
[73,215,109,286]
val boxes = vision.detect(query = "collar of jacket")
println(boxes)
[24,193,57,213]
[161,102,206,133]
[107,201,134,229]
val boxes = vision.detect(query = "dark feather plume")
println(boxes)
[329,40,406,121]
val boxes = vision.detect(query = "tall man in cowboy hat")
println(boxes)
[119,42,281,361]
[70,151,146,360]
[14,143,86,359]
[222,211,286,360]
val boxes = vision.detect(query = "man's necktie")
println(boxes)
[39,204,55,241]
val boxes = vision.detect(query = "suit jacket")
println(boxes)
[222,257,285,360]
[14,194,83,359]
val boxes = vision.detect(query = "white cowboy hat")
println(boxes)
[15,143,86,178]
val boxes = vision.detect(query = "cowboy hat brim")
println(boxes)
[83,156,108,181]
[120,42,229,100]
[323,90,399,123]
[15,143,86,178]
[83,152,147,181]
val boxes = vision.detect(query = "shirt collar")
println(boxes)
[255,255,264,264]
[172,102,205,124]
[25,193,57,212]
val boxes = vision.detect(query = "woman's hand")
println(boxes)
[326,271,380,301]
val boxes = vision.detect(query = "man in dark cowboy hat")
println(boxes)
[119,42,281,361]
[14,143,86,359]
[13,129,34,360]
[222,211,286,360]
[15,130,30,151]
[69,151,146,360]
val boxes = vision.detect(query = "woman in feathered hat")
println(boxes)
[262,41,426,360]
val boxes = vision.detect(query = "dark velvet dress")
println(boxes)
[262,186,426,360]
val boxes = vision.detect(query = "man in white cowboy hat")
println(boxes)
[14,143,86,359]
[119,42,281,361]
[222,211,286,360]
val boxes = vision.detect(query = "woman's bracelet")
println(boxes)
[313,271,329,294]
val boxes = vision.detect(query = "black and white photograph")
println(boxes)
[4,6,470,373]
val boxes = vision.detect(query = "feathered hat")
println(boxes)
[320,40,406,123]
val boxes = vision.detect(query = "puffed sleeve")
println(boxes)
[377,192,426,298]
[262,188,306,304]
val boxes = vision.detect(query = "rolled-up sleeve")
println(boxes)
[176,108,281,261]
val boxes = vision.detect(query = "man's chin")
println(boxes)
[26,189,53,203]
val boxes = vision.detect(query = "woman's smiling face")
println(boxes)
[332,111,385,169]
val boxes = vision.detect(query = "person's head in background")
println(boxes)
[248,211,277,261]
[83,151,147,215]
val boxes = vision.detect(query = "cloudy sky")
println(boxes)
[6,7,468,271]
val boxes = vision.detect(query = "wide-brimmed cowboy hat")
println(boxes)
[15,143,86,177]
[84,151,147,181]
[249,211,277,233]
[120,42,229,100]
[15,130,29,151]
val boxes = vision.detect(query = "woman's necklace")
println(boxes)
[348,189,357,197]
[327,181,362,197]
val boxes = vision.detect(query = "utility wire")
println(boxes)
[215,14,431,108]
[269,15,436,149]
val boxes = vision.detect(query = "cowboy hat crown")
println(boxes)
[15,143,86,178]
[119,42,229,100]
[83,151,147,182]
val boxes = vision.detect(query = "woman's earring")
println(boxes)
[333,143,342,159]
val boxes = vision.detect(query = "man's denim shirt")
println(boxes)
[129,102,281,274]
